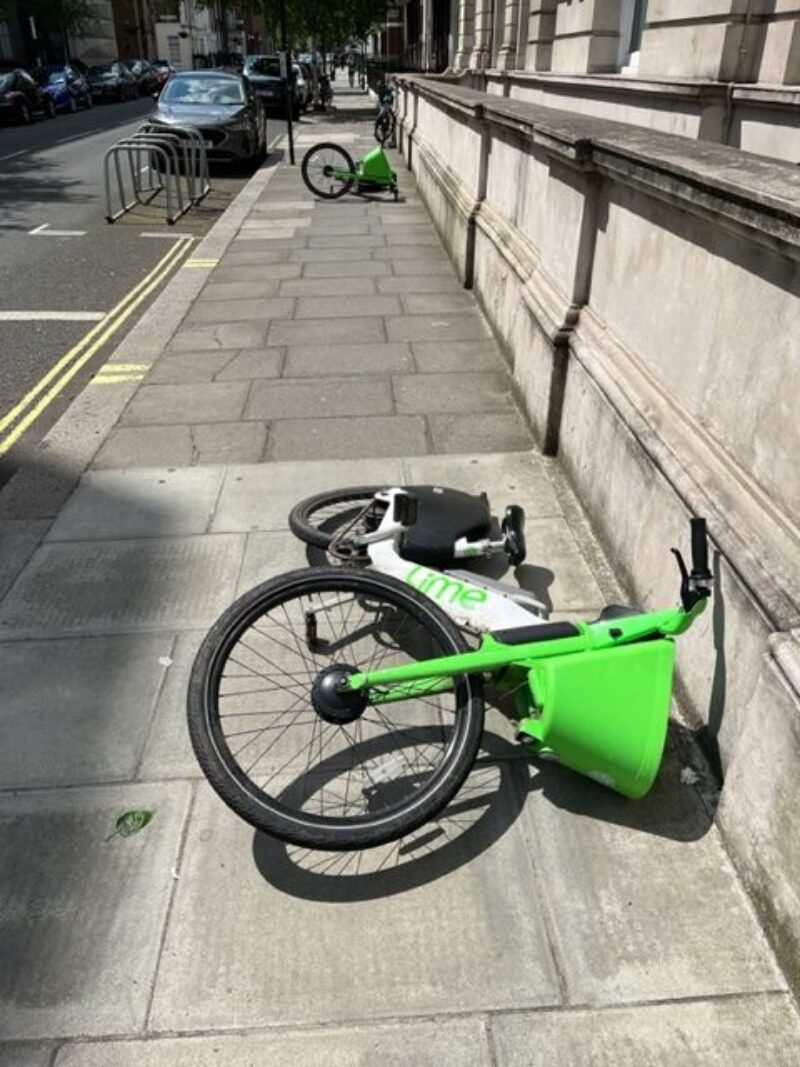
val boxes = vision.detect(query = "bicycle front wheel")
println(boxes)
[188,568,484,850]
[301,142,356,199]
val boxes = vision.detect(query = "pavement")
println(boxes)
[1,79,799,1065]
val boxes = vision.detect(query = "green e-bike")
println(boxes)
[188,500,712,851]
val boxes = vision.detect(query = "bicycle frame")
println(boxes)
[340,596,708,799]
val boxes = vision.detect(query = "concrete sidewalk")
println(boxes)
[1,85,799,1065]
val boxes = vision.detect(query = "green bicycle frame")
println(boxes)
[346,598,708,800]
[332,145,396,186]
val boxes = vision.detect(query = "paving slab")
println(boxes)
[201,279,281,300]
[269,415,428,460]
[91,425,194,470]
[519,769,786,1004]
[187,297,295,324]
[378,274,465,294]
[0,520,50,600]
[308,234,386,249]
[211,262,302,282]
[145,349,240,385]
[303,259,392,278]
[391,259,454,276]
[284,342,413,377]
[191,421,268,464]
[148,782,562,1031]
[121,382,249,426]
[289,248,376,263]
[168,322,268,352]
[219,249,292,265]
[266,316,386,346]
[214,347,285,381]
[0,781,191,1039]
[47,468,225,541]
[54,1018,489,1067]
[403,292,478,313]
[0,1044,53,1067]
[0,634,172,787]
[387,314,490,343]
[0,535,245,638]
[245,377,393,420]
[137,630,205,781]
[430,411,534,453]
[211,458,405,532]
[294,294,401,318]
[489,996,800,1065]
[393,372,513,414]
[279,276,379,296]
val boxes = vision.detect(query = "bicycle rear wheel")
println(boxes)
[301,142,356,199]
[289,486,388,558]
[374,110,395,145]
[188,568,484,850]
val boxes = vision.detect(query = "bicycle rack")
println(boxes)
[103,123,211,225]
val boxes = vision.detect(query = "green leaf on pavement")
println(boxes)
[114,809,154,838]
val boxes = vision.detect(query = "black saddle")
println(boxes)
[398,486,491,568]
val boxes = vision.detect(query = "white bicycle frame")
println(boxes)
[353,489,547,633]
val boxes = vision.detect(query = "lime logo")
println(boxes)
[406,566,488,609]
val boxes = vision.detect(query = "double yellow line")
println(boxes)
[0,236,194,458]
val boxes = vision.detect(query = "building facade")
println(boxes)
[401,0,800,162]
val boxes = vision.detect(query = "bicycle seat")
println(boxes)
[398,486,492,568]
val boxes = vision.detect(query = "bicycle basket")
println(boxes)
[521,640,676,798]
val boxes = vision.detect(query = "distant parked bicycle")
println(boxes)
[374,84,396,146]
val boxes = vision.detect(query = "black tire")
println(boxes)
[289,485,387,552]
[85,92,93,109]
[374,110,395,146]
[68,93,77,113]
[17,101,31,125]
[187,567,484,850]
[45,98,56,119]
[301,142,355,199]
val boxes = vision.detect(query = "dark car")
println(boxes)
[243,54,299,120]
[86,61,138,102]
[149,70,267,164]
[151,59,175,87]
[31,64,92,112]
[0,69,56,124]
[128,59,160,96]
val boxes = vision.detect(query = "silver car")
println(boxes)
[150,70,266,164]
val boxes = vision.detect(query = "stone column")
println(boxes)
[469,0,493,69]
[526,0,557,71]
[496,0,520,70]
[454,0,476,71]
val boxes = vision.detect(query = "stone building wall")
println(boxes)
[393,73,800,995]
[416,0,800,162]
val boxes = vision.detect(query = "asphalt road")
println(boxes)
[0,98,286,486]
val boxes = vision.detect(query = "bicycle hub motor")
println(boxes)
[311,665,367,724]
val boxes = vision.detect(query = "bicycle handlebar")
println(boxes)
[690,517,711,579]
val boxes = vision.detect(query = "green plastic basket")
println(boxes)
[518,639,675,798]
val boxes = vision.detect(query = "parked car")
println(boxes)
[31,64,92,112]
[293,62,312,111]
[128,59,160,96]
[150,59,175,87]
[149,70,267,165]
[243,54,300,120]
[86,61,138,102]
[0,69,56,124]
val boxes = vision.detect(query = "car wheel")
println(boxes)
[69,94,77,113]
[85,92,93,109]
[46,98,56,118]
[18,101,31,125]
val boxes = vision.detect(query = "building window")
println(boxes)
[0,21,12,60]
[168,35,181,65]
[618,0,648,73]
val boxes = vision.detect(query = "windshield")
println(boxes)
[244,56,281,77]
[160,75,245,105]
[0,73,13,92]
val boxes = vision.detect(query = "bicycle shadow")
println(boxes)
[251,718,718,903]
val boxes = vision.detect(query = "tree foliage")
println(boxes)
[28,0,98,36]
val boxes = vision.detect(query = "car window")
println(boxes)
[245,57,281,77]
[19,71,36,87]
[0,73,14,92]
[161,75,245,105]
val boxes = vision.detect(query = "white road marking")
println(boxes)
[29,223,87,237]
[0,311,105,322]
[0,150,26,163]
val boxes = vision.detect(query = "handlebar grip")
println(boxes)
[690,517,709,576]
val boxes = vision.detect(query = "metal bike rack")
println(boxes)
[103,123,211,225]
